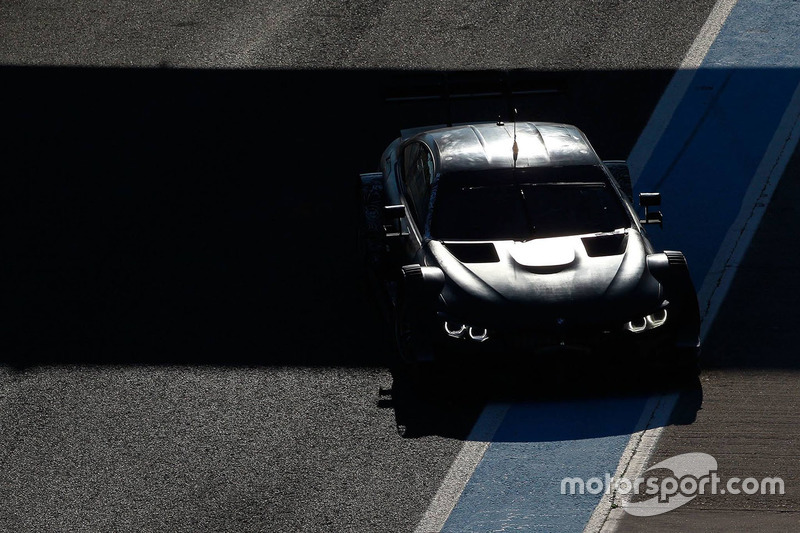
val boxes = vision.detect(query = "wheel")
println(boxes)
[393,298,441,392]
[675,346,701,377]
[661,346,701,387]
[393,298,419,366]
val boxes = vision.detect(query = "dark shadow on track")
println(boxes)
[698,144,800,371]
[379,360,703,439]
[0,64,720,443]
[0,65,675,367]
[5,65,795,376]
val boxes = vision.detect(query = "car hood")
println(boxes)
[427,230,663,327]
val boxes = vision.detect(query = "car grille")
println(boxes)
[500,325,617,352]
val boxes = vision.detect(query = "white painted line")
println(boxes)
[584,393,679,533]
[698,80,800,339]
[417,2,792,529]
[588,79,800,529]
[591,78,800,533]
[583,2,747,531]
[627,0,739,185]
[413,402,510,533]
[584,62,800,533]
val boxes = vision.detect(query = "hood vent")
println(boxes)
[443,242,500,263]
[582,232,628,257]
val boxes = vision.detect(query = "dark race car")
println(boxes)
[357,120,701,382]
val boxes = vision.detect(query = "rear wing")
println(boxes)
[383,70,566,137]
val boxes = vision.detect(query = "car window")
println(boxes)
[430,166,632,241]
[401,142,434,229]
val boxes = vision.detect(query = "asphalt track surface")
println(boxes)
[613,147,800,531]
[4,1,796,531]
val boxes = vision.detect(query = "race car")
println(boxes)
[356,120,701,381]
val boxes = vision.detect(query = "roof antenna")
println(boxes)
[512,108,519,167]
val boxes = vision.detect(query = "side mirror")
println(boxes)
[639,192,661,207]
[638,192,663,227]
[383,204,409,239]
[383,204,406,222]
[643,210,663,226]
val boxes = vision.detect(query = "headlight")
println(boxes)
[443,321,490,342]
[624,308,668,333]
[444,321,467,338]
[468,327,489,342]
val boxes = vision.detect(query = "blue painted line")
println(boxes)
[437,1,800,531]
[442,398,648,533]
[635,0,800,287]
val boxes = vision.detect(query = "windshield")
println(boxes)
[429,165,631,241]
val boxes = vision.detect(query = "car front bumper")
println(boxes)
[424,319,688,366]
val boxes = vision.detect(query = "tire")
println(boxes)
[393,298,440,392]
[664,346,701,386]
[393,298,419,366]
[676,346,701,377]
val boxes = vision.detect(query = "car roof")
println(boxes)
[404,121,602,173]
